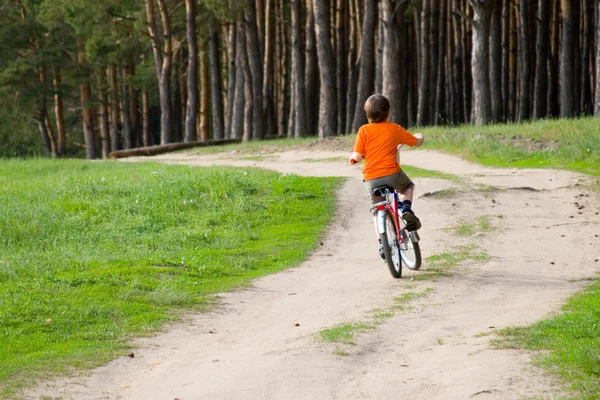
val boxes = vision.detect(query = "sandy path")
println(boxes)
[26,148,600,400]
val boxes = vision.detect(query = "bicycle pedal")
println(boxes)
[408,231,420,242]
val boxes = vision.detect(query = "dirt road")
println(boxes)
[27,147,600,399]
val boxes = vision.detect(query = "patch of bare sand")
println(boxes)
[24,148,600,400]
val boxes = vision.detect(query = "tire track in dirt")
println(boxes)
[25,149,599,400]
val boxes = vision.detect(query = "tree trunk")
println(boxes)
[52,66,67,157]
[142,90,151,147]
[417,0,432,126]
[108,64,120,152]
[518,0,531,121]
[225,25,237,140]
[595,3,600,115]
[429,0,441,124]
[375,7,384,94]
[560,0,576,117]
[490,0,503,122]
[126,66,139,147]
[580,0,593,115]
[77,41,96,159]
[184,0,198,142]
[305,0,319,135]
[121,68,132,149]
[276,0,289,137]
[209,23,225,140]
[469,0,494,125]
[145,0,173,144]
[232,24,246,140]
[346,0,359,133]
[532,0,549,119]
[547,0,560,116]
[36,65,52,158]
[501,0,510,121]
[199,46,210,141]
[97,69,111,159]
[171,49,183,143]
[382,0,405,124]
[262,0,277,138]
[314,0,337,137]
[351,0,377,132]
[434,0,447,124]
[291,0,307,137]
[452,0,465,124]
[245,0,265,139]
[336,0,347,134]
[509,3,518,120]
[242,26,254,141]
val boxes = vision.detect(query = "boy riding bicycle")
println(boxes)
[349,94,424,258]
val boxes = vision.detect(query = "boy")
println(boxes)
[349,94,424,257]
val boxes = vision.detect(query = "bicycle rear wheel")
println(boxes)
[381,210,402,278]
[399,224,422,270]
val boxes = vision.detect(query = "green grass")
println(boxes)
[318,322,375,344]
[420,117,600,176]
[450,216,495,237]
[318,288,434,346]
[0,159,342,396]
[426,245,490,272]
[492,281,600,399]
[401,165,461,181]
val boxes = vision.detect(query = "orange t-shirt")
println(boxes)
[353,121,417,181]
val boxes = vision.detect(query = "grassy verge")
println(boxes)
[0,159,342,396]
[420,117,600,177]
[317,288,434,349]
[492,281,600,399]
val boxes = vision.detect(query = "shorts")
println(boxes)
[365,170,415,203]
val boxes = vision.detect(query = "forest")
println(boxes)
[1,0,599,159]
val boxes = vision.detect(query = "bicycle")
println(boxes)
[351,144,422,278]
[370,185,422,278]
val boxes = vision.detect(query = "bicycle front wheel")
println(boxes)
[381,210,402,278]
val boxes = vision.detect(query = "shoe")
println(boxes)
[402,211,422,231]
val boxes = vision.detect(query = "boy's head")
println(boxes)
[364,94,390,123]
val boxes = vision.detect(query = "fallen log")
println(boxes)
[108,138,242,159]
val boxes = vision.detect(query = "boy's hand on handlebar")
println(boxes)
[414,133,424,146]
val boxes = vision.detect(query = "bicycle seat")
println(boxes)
[371,185,394,197]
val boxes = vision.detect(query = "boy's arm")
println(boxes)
[350,127,366,164]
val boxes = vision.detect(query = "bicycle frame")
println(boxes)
[372,189,403,244]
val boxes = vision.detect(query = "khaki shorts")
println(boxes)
[365,170,415,203]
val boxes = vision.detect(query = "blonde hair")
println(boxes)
[364,94,390,123]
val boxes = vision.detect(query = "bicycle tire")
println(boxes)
[399,225,422,270]
[381,210,402,278]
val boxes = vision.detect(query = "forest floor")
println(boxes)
[26,143,600,400]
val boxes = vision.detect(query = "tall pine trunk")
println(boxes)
[417,0,432,126]
[232,24,246,139]
[199,46,210,141]
[533,0,549,120]
[209,23,225,140]
[262,0,277,138]
[595,2,600,115]
[469,0,494,125]
[145,0,173,144]
[560,0,576,117]
[351,0,377,132]
[305,0,319,135]
[245,0,264,139]
[77,41,96,159]
[518,0,531,121]
[382,0,405,124]
[53,66,67,157]
[490,0,503,122]
[108,64,120,152]
[184,0,198,142]
[291,0,306,137]
[452,0,465,124]
[225,25,237,140]
[36,65,52,158]
[336,0,347,134]
[97,68,111,159]
[313,0,337,137]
